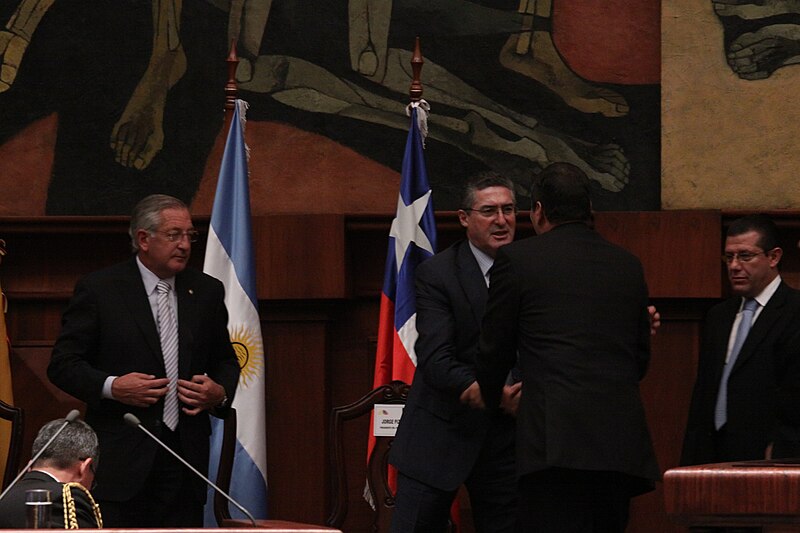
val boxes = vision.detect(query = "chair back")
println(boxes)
[214,407,237,526]
[0,399,23,490]
[327,380,409,532]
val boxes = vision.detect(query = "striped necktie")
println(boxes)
[156,281,179,431]
[714,297,759,430]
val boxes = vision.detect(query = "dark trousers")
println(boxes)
[518,468,633,533]
[98,427,204,527]
[391,426,517,533]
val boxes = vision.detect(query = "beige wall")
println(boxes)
[662,0,800,209]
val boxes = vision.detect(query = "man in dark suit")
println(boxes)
[47,194,240,527]
[389,171,521,532]
[472,162,659,532]
[682,214,800,466]
[0,417,102,528]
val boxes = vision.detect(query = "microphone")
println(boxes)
[123,413,256,526]
[0,409,81,502]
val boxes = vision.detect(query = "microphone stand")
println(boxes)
[123,413,257,526]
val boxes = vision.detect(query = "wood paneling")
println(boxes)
[595,210,722,298]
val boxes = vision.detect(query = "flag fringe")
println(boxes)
[405,99,430,147]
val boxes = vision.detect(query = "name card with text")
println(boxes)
[373,404,405,437]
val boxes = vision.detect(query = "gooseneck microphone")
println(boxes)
[123,413,256,526]
[0,409,81,502]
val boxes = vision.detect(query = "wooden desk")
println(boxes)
[664,459,800,530]
[0,527,341,533]
[220,519,341,531]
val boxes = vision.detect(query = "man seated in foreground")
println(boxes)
[0,417,102,528]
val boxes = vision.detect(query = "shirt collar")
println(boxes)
[136,256,175,294]
[467,241,495,286]
[745,274,781,310]
[31,469,61,483]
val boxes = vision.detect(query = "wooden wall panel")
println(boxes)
[254,215,346,300]
[595,211,722,298]
[263,303,337,524]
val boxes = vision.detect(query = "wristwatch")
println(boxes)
[218,394,229,409]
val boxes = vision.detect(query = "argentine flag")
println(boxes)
[203,99,268,524]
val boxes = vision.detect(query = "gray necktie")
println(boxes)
[714,298,759,430]
[156,281,179,431]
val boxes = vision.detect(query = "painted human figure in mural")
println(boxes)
[0,0,227,213]
[0,0,658,213]
[227,0,644,195]
[499,0,630,118]
[713,0,800,79]
[1,0,187,171]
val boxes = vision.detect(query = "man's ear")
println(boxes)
[136,229,150,252]
[769,247,783,268]
[77,457,93,484]
[458,209,469,229]
[529,201,544,225]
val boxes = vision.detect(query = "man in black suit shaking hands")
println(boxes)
[473,163,659,532]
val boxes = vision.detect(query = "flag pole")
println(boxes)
[223,40,240,133]
[409,37,424,102]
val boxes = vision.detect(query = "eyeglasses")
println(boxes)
[722,250,767,264]
[152,230,200,243]
[462,204,517,218]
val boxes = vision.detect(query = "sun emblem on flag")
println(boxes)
[228,323,264,387]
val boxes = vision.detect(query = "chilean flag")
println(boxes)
[368,102,437,459]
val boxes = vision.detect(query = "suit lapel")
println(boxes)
[455,241,488,328]
[175,272,195,378]
[118,259,163,364]
[732,282,788,373]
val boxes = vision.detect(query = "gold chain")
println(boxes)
[61,482,103,529]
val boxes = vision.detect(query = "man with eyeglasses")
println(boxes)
[48,194,240,527]
[389,171,521,532]
[682,214,800,471]
[0,417,103,528]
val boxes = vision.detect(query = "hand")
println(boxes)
[177,374,226,415]
[500,382,522,417]
[459,381,486,409]
[111,373,169,407]
[648,305,661,336]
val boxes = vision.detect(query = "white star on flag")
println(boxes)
[389,190,434,273]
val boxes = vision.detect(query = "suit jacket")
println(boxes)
[389,240,515,491]
[47,258,240,502]
[0,470,101,528]
[476,223,659,493]
[681,281,800,465]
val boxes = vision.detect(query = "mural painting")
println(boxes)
[0,0,660,216]
[662,0,800,209]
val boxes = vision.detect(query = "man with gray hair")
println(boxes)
[0,418,103,528]
[48,194,240,527]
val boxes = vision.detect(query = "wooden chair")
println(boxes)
[0,399,24,490]
[326,380,409,533]
[213,407,238,526]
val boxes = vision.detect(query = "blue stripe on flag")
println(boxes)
[203,99,268,526]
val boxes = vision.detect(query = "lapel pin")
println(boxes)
[188,289,194,295]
